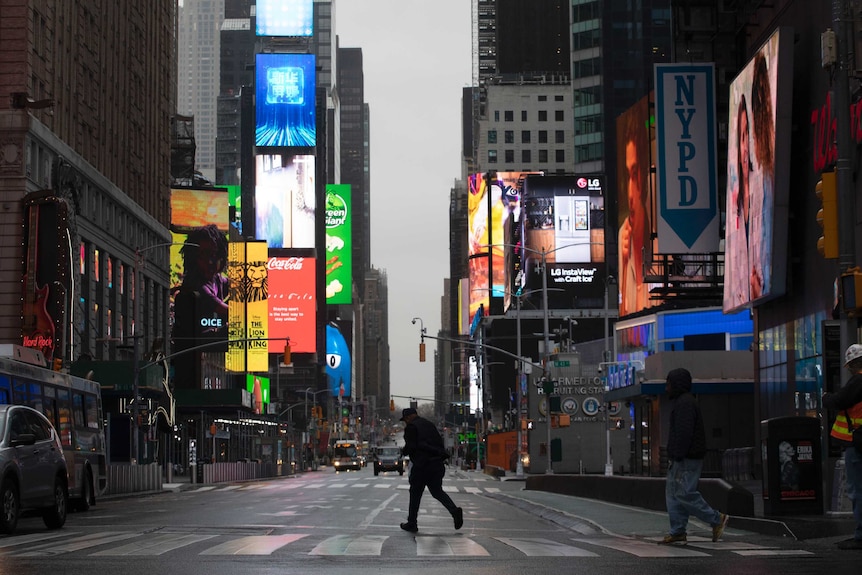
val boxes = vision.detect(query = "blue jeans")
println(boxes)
[665,458,721,535]
[844,446,862,541]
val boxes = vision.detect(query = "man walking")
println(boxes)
[660,368,729,544]
[822,344,862,550]
[399,407,463,533]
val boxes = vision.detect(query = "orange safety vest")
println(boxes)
[830,401,862,442]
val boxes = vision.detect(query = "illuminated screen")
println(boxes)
[255,53,316,148]
[226,241,269,373]
[246,374,270,415]
[255,154,315,248]
[324,185,353,305]
[616,96,660,317]
[519,175,606,309]
[723,28,792,313]
[256,0,313,37]
[267,251,317,354]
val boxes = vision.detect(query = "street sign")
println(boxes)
[554,360,570,367]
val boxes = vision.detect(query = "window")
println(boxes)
[488,150,498,163]
[521,110,528,121]
[494,110,500,122]
[538,110,548,122]
[521,150,532,163]
[555,110,565,121]
[538,130,548,144]
[539,149,548,163]
[521,131,531,144]
[538,95,548,101]
[505,150,514,163]
[504,110,514,122]
[555,95,564,102]
[555,130,565,143]
[504,130,514,144]
[488,130,497,144]
[555,149,565,163]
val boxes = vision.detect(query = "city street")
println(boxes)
[0,467,856,574]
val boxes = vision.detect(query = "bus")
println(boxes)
[330,439,362,472]
[0,345,107,509]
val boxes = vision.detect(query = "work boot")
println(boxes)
[712,513,729,542]
[658,532,687,545]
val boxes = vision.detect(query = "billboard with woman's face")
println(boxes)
[723,28,793,312]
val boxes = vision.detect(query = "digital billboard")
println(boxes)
[255,154,316,248]
[256,0,313,37]
[324,185,353,305]
[267,251,317,354]
[519,175,606,309]
[170,188,230,388]
[616,96,659,317]
[226,241,269,373]
[255,53,316,148]
[723,28,793,312]
[246,374,270,415]
[467,171,539,316]
[654,63,720,253]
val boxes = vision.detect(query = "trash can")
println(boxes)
[761,416,822,515]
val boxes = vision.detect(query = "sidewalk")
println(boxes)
[491,470,856,542]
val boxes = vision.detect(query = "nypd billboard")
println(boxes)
[654,64,719,253]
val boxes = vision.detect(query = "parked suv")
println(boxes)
[373,445,404,476]
[0,405,69,534]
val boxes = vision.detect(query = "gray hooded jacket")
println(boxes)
[666,368,707,461]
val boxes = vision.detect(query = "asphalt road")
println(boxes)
[0,466,857,575]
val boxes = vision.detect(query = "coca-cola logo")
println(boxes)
[267,257,305,270]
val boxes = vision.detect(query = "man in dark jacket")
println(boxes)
[660,368,728,545]
[399,408,463,533]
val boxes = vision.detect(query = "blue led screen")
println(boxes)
[255,53,316,148]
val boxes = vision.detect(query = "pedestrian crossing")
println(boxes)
[175,475,501,496]
[0,529,813,559]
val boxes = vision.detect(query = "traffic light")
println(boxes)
[283,342,291,364]
[52,357,63,371]
[841,267,862,312]
[389,398,395,411]
[816,170,838,259]
[419,342,426,362]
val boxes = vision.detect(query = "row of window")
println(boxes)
[493,109,566,122]
[488,149,566,164]
[488,129,566,144]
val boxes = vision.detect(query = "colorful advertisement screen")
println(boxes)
[324,184,353,305]
[226,241,269,373]
[723,28,792,312]
[169,188,230,386]
[519,175,606,309]
[255,53,316,149]
[255,154,316,248]
[616,96,659,317]
[267,251,317,354]
[256,0,313,37]
[246,374,270,415]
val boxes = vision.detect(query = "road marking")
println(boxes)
[573,537,709,557]
[200,534,308,555]
[0,531,75,550]
[92,533,217,556]
[495,537,599,557]
[10,532,140,556]
[360,493,399,528]
[734,549,815,556]
[416,536,489,556]
[309,534,387,555]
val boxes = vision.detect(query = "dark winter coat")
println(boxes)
[402,416,449,468]
[666,368,707,461]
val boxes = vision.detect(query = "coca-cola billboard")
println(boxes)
[267,251,316,354]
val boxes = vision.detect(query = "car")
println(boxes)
[373,445,404,476]
[0,404,69,534]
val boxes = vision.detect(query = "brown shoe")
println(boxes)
[712,513,729,542]
[658,533,687,545]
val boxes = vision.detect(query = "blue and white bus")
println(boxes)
[0,345,107,510]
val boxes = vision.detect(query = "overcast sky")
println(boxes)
[334,1,472,406]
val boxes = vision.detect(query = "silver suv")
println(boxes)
[0,405,69,534]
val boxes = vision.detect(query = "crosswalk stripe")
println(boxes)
[495,537,598,557]
[309,534,387,556]
[200,534,308,555]
[416,536,489,556]
[92,533,217,556]
[572,537,709,557]
[0,531,74,550]
[734,549,815,556]
[12,532,141,557]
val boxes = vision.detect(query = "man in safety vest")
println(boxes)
[823,343,862,550]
